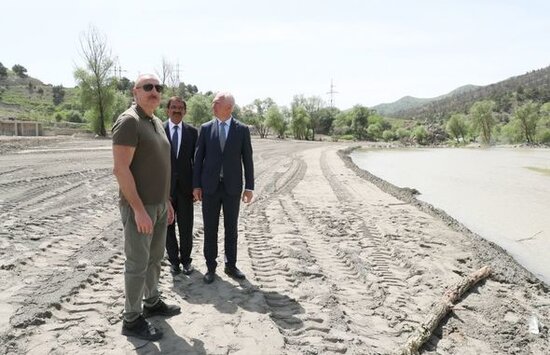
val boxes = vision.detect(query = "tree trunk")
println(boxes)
[397,266,491,355]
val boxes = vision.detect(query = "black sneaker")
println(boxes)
[143,299,181,318]
[121,315,163,341]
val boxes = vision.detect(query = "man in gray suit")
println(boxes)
[192,92,254,284]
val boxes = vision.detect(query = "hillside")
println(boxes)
[372,85,478,116]
[388,66,550,121]
[0,70,79,122]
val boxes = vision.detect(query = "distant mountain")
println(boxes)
[382,66,550,122]
[372,85,479,116]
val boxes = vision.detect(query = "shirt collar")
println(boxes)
[168,119,182,131]
[216,116,232,126]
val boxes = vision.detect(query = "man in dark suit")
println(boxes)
[164,97,198,275]
[193,92,254,284]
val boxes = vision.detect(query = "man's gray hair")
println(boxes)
[216,92,235,108]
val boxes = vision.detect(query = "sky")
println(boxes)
[1,0,549,110]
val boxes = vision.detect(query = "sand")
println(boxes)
[0,136,548,354]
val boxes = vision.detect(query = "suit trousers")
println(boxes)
[202,181,241,271]
[166,185,194,266]
[120,202,167,322]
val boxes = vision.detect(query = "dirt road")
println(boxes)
[0,137,548,354]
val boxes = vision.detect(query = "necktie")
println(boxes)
[219,122,227,151]
[171,126,179,157]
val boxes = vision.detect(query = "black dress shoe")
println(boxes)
[203,271,216,284]
[170,264,181,275]
[182,263,194,275]
[122,315,163,341]
[143,299,181,318]
[224,266,246,279]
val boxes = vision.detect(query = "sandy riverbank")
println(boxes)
[0,137,548,354]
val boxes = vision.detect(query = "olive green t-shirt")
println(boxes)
[112,105,170,206]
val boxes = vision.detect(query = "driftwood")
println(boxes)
[397,265,492,355]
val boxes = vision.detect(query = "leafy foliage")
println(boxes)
[186,94,212,126]
[446,114,468,143]
[469,100,496,144]
[0,62,7,79]
[52,85,65,106]
[512,101,539,143]
[265,105,287,138]
[350,105,371,140]
[74,26,116,136]
[12,64,28,78]
[291,106,310,140]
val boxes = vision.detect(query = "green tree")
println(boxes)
[52,85,66,106]
[187,93,212,126]
[446,113,468,143]
[413,125,428,145]
[500,120,523,143]
[291,95,324,140]
[382,130,395,142]
[178,83,198,100]
[350,105,371,140]
[74,26,116,136]
[512,101,539,143]
[0,62,7,79]
[250,98,275,138]
[367,122,383,140]
[116,77,133,93]
[536,102,550,144]
[332,110,352,136]
[266,105,287,138]
[469,100,496,144]
[12,64,28,78]
[316,107,339,135]
[291,106,310,140]
[396,127,412,143]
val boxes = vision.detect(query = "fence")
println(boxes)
[0,120,43,136]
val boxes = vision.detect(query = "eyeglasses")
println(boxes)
[136,84,164,93]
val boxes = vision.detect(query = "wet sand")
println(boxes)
[0,137,548,354]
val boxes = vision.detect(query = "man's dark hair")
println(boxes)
[167,96,187,110]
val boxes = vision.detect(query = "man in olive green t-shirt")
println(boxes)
[112,74,180,341]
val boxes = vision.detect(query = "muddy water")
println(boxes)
[351,147,550,284]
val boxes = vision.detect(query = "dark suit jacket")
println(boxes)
[193,118,254,196]
[164,120,198,197]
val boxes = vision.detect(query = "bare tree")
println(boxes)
[74,26,116,136]
[157,57,180,96]
[156,57,173,87]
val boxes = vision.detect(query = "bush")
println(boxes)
[382,130,395,142]
[0,62,7,78]
[12,64,28,78]
[338,134,355,141]
[537,129,550,144]
[67,110,84,123]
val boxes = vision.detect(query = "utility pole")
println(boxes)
[110,59,127,79]
[326,79,338,108]
[173,61,184,87]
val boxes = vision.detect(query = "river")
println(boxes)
[350,147,550,284]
